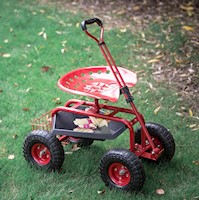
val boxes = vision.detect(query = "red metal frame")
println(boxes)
[48,22,163,161]
[51,99,163,160]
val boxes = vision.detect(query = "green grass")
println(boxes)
[0,0,198,200]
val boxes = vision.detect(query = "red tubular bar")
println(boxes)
[84,27,156,151]
[51,104,135,152]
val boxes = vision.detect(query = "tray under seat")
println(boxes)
[52,110,127,140]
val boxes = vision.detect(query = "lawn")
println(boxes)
[0,0,198,200]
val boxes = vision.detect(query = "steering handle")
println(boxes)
[81,18,103,31]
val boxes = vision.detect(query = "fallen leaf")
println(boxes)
[97,189,105,195]
[176,112,183,117]
[156,188,165,195]
[155,43,161,48]
[76,22,79,28]
[8,154,15,160]
[52,97,62,104]
[182,26,194,31]
[26,63,32,68]
[180,5,194,11]
[43,32,47,40]
[61,48,68,53]
[65,151,73,155]
[120,28,127,33]
[2,53,11,58]
[13,134,18,139]
[41,66,50,72]
[133,6,140,11]
[56,31,62,35]
[38,30,44,36]
[71,144,81,151]
[147,59,159,63]
[175,58,187,64]
[39,9,45,13]
[141,32,145,38]
[155,55,163,59]
[189,124,196,128]
[154,106,161,115]
[26,88,31,92]
[23,108,30,111]
[0,89,3,93]
[189,109,193,117]
[192,160,199,166]
[47,16,55,20]
[191,127,199,131]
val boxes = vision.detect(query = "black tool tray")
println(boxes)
[51,108,127,140]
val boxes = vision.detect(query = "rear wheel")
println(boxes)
[135,122,175,162]
[23,130,64,171]
[67,136,94,147]
[99,148,145,192]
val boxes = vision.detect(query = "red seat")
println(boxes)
[58,66,137,102]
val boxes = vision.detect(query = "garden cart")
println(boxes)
[23,18,175,192]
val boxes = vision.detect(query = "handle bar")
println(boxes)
[81,18,103,31]
[81,18,104,44]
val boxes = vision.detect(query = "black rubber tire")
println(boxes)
[135,122,175,162]
[77,138,94,147]
[23,130,64,171]
[67,137,94,147]
[99,148,145,192]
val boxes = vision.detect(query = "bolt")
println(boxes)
[151,151,155,155]
[114,168,117,171]
[119,169,126,176]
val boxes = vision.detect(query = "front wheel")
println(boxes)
[23,130,64,171]
[135,122,175,162]
[99,148,145,192]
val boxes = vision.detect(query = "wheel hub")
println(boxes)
[108,162,130,186]
[31,143,51,165]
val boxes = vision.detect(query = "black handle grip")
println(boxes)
[81,18,103,31]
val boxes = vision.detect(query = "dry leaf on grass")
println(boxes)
[147,59,159,63]
[176,112,183,117]
[23,108,30,111]
[120,28,127,33]
[97,189,105,195]
[154,106,161,115]
[8,155,15,160]
[182,26,194,31]
[65,151,73,155]
[52,97,62,105]
[156,188,165,195]
[13,134,18,139]
[71,144,81,152]
[192,160,199,166]
[2,53,11,58]
[189,109,193,117]
[41,66,50,72]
